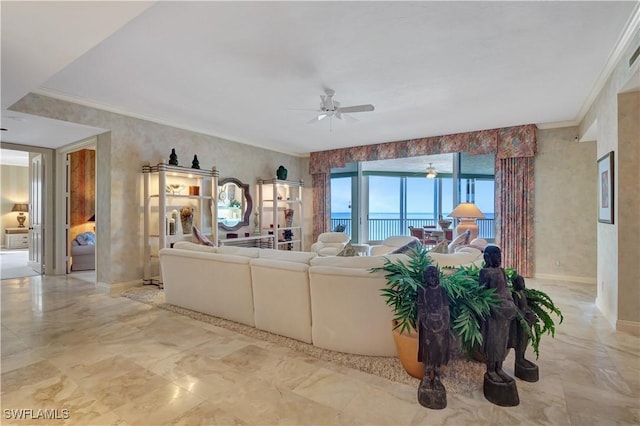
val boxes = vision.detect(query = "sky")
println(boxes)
[331,176,495,216]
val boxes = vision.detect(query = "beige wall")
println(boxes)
[579,28,640,333]
[534,127,597,282]
[617,91,640,326]
[1,165,29,239]
[12,93,308,287]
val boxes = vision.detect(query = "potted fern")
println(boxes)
[374,245,563,377]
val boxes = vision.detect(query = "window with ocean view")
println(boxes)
[330,153,496,243]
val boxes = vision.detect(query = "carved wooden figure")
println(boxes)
[169,148,179,166]
[479,245,520,406]
[416,265,449,409]
[511,274,539,382]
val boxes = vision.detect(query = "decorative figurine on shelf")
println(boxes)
[276,165,288,180]
[191,155,200,169]
[416,265,449,409]
[284,208,294,228]
[180,207,193,235]
[510,275,540,382]
[169,148,179,166]
[253,211,261,236]
[479,245,520,406]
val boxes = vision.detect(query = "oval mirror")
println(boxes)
[217,178,252,231]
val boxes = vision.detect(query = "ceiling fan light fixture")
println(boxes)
[305,89,374,128]
[426,163,438,179]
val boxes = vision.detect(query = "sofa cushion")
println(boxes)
[389,239,420,254]
[173,241,218,253]
[337,242,357,257]
[258,249,317,264]
[448,230,471,253]
[191,225,215,246]
[216,246,261,258]
[427,248,483,268]
[310,253,410,269]
[429,239,449,253]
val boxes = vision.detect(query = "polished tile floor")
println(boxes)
[1,273,638,425]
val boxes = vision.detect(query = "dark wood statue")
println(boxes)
[169,148,179,166]
[191,155,200,169]
[510,274,539,382]
[479,245,520,406]
[416,265,449,409]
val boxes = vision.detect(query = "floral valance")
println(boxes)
[309,124,536,175]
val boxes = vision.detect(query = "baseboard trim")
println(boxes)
[616,320,640,336]
[533,273,596,284]
[96,279,143,295]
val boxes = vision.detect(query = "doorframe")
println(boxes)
[54,137,97,274]
[0,142,56,275]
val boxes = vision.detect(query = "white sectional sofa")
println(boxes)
[308,255,409,356]
[158,241,483,356]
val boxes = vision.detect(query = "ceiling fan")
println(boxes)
[306,89,375,127]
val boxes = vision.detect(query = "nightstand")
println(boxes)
[5,228,28,249]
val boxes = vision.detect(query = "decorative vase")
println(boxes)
[180,207,193,234]
[276,165,288,180]
[253,211,260,236]
[438,220,452,230]
[284,208,294,228]
[392,324,423,379]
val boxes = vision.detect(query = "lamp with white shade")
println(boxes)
[448,202,485,240]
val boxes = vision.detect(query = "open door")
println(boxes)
[28,153,43,273]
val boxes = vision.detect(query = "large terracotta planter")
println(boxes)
[392,326,423,379]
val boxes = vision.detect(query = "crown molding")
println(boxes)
[33,88,308,158]
[576,2,640,123]
[535,120,579,130]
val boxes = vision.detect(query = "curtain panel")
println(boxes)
[309,124,537,275]
[495,157,535,277]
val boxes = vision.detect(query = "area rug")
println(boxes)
[121,286,486,394]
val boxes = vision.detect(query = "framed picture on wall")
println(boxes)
[597,151,614,224]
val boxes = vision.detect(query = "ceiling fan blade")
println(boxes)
[336,104,375,114]
[342,113,359,123]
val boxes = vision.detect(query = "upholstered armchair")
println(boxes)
[310,232,350,256]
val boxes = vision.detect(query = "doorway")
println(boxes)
[0,148,40,279]
[67,148,96,273]
[55,137,97,275]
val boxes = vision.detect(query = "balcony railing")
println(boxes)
[330,217,495,242]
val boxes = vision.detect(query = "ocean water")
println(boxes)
[331,212,495,219]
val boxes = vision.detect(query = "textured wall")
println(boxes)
[580,29,640,331]
[534,127,596,281]
[12,94,307,286]
[69,149,96,241]
[617,91,640,325]
[0,165,29,238]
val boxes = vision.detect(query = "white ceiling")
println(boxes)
[2,1,638,156]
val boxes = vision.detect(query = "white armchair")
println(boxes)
[368,235,420,257]
[310,232,350,256]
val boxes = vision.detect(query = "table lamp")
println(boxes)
[11,203,28,228]
[448,202,485,240]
